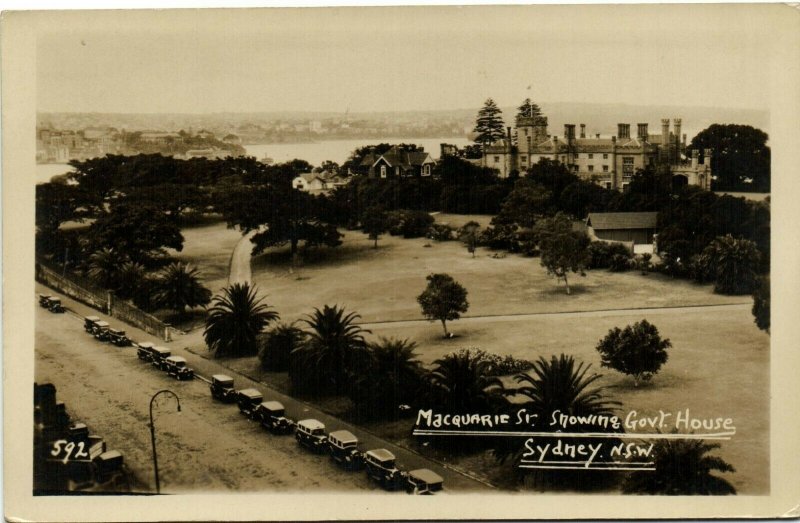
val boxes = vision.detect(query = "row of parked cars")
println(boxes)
[38,294,65,313]
[83,316,132,347]
[136,342,195,380]
[209,375,444,495]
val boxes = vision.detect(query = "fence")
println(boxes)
[35,261,173,341]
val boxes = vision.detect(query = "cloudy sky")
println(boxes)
[37,5,782,114]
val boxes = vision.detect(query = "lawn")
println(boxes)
[181,215,768,494]
[171,219,243,294]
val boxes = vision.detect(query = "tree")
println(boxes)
[534,212,591,294]
[516,98,543,123]
[349,337,425,420]
[87,203,184,265]
[493,179,552,228]
[290,305,371,396]
[360,206,388,248]
[490,354,621,489]
[426,350,497,414]
[595,320,671,386]
[417,273,469,338]
[689,124,770,191]
[204,283,279,358]
[152,262,212,317]
[459,221,481,258]
[622,438,736,495]
[115,260,147,300]
[258,322,305,372]
[87,247,128,289]
[473,98,506,147]
[700,235,761,295]
[752,275,770,333]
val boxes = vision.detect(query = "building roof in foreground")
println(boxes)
[587,212,658,230]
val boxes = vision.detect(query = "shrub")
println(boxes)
[385,210,435,238]
[595,319,671,386]
[426,223,455,241]
[637,253,652,274]
[478,223,520,251]
[444,348,533,376]
[258,322,305,372]
[752,275,770,333]
[609,253,633,272]
[588,241,632,269]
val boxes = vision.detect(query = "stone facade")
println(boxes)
[482,116,711,191]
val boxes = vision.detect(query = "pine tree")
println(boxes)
[516,98,543,124]
[473,98,506,146]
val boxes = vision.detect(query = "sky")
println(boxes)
[36,5,780,114]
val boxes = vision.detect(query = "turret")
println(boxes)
[703,148,713,165]
[691,149,699,169]
[673,119,682,144]
[661,119,670,147]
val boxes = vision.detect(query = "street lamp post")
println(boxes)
[149,389,181,494]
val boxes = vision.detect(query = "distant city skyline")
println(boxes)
[37,5,779,115]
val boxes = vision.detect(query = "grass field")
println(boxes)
[181,217,769,494]
[171,219,243,294]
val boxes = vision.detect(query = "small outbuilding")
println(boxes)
[586,212,658,245]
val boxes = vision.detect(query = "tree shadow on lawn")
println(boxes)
[538,282,590,297]
[251,240,393,275]
[153,308,208,332]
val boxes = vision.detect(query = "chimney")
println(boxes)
[682,133,687,147]
[637,123,649,140]
[507,126,512,143]
[564,124,576,140]
[691,149,699,168]
[673,118,682,144]
[703,148,713,165]
[580,124,586,139]
[617,123,630,139]
[596,133,600,139]
[661,119,670,146]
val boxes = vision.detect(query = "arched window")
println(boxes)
[380,165,387,178]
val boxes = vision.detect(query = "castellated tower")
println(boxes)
[516,116,549,151]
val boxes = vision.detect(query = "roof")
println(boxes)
[366,448,395,461]
[85,316,100,321]
[408,468,444,484]
[238,388,262,398]
[587,212,658,230]
[373,147,432,169]
[298,419,325,431]
[166,356,187,363]
[328,430,358,444]
[138,342,155,348]
[212,374,233,382]
[260,401,284,411]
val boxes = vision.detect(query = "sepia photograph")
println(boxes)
[4,3,800,521]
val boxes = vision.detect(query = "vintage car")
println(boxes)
[92,320,111,341]
[136,341,155,361]
[84,316,101,333]
[256,401,294,434]
[327,430,364,470]
[164,355,194,380]
[38,294,53,308]
[404,468,444,495]
[364,449,403,490]
[108,328,131,347]
[150,346,172,370]
[210,374,237,402]
[47,297,65,313]
[295,419,327,453]
[236,388,263,419]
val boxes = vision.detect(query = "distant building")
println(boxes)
[196,129,215,140]
[292,170,350,194]
[586,212,658,246]
[222,133,242,145]
[483,116,712,191]
[362,146,435,178]
[184,148,227,160]
[139,131,181,144]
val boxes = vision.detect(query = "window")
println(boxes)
[588,153,594,159]
[395,166,400,176]
[422,164,431,176]
[605,182,612,189]
[380,165,387,178]
[603,153,608,159]
[574,153,580,160]
[588,165,594,172]
[622,182,630,191]
[494,156,500,163]
[602,165,609,172]
[520,155,527,164]
[623,157,634,176]
[526,136,531,149]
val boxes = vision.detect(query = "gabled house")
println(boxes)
[292,170,350,194]
[367,146,435,178]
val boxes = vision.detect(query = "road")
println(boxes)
[35,284,491,494]
[228,230,257,285]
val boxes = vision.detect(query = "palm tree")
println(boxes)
[204,283,279,358]
[152,262,212,317]
[115,260,146,299]
[290,305,370,396]
[427,350,497,414]
[491,354,621,490]
[349,337,425,419]
[622,438,736,495]
[87,247,127,289]
[258,322,305,372]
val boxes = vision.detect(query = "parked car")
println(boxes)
[84,316,101,333]
[327,430,363,470]
[236,388,263,419]
[47,297,65,313]
[210,374,236,403]
[364,449,403,490]
[404,468,444,495]
[295,419,327,453]
[164,356,194,380]
[38,294,53,308]
[136,342,155,361]
[256,401,294,434]
[92,321,111,341]
[150,346,172,370]
[108,328,131,347]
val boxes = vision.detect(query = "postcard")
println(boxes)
[3,4,800,521]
